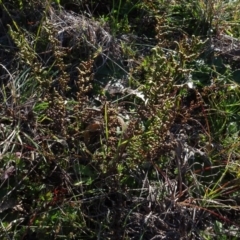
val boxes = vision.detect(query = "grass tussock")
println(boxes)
[0,0,240,239]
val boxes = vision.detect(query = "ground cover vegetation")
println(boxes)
[0,0,240,239]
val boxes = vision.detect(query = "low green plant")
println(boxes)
[1,0,240,239]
